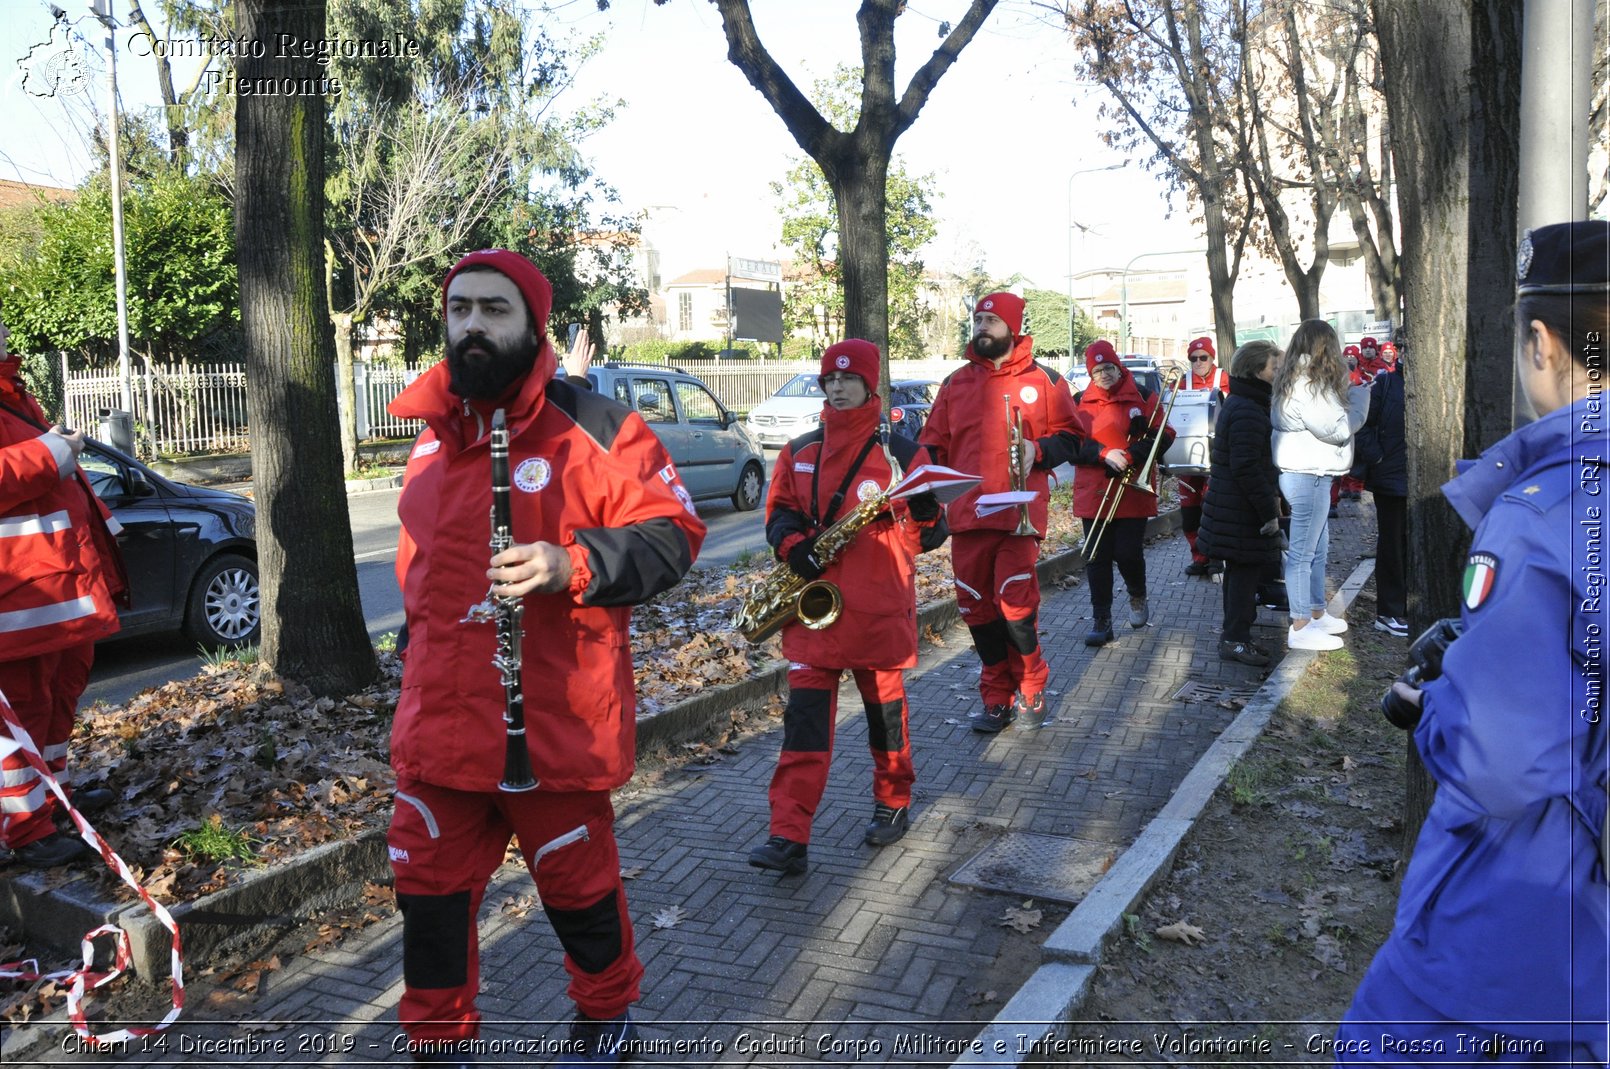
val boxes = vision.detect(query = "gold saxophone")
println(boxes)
[733,488,894,644]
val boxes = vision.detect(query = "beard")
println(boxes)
[971,331,1012,359]
[446,331,540,401]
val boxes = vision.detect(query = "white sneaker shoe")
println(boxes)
[1288,622,1344,651]
[1306,613,1349,635]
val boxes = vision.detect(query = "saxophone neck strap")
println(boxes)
[810,430,881,528]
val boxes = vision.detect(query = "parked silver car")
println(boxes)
[573,362,767,511]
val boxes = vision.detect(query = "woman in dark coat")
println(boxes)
[1352,364,1407,636]
[1197,340,1284,666]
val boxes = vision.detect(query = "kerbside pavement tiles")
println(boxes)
[7,500,1380,1067]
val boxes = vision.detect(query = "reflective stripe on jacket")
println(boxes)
[0,397,123,660]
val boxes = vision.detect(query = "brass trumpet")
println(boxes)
[1078,384,1180,563]
[1005,394,1039,537]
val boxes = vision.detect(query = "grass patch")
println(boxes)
[199,643,259,668]
[173,813,259,864]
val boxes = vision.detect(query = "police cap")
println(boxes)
[1516,220,1610,296]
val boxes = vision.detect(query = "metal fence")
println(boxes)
[61,357,974,458]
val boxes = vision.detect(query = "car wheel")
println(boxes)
[731,460,765,511]
[184,553,261,649]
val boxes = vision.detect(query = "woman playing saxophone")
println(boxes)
[747,340,946,876]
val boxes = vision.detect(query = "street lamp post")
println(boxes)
[89,0,133,420]
[1120,248,1206,353]
[1067,163,1128,356]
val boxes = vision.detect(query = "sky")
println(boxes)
[0,0,1204,295]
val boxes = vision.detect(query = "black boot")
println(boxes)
[1085,613,1114,647]
[748,836,808,875]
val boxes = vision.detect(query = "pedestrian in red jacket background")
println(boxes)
[0,318,125,868]
[1072,340,1176,647]
[385,251,706,1067]
[920,293,1089,733]
[1176,336,1228,577]
[748,339,946,877]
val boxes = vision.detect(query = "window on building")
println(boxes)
[678,292,693,333]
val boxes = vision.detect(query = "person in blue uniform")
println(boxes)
[1334,219,1609,1064]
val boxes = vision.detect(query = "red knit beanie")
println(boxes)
[974,292,1025,337]
[1187,336,1215,359]
[821,338,880,394]
[1359,335,1378,351]
[442,249,553,335]
[1085,339,1121,375]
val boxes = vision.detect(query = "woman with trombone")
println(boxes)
[1073,341,1176,647]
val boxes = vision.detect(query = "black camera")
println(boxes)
[1380,617,1465,730]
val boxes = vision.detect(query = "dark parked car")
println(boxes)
[888,379,937,443]
[77,440,260,648]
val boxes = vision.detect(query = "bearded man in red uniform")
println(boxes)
[385,251,705,1067]
[748,340,946,876]
[919,293,1091,733]
[0,319,124,868]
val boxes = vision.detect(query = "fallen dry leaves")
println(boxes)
[1000,900,1043,934]
[1154,920,1207,946]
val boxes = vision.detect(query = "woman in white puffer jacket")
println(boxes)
[1271,320,1371,651]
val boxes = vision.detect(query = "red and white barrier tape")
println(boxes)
[0,686,184,1046]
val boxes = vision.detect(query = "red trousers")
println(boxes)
[387,781,641,1043]
[768,665,912,843]
[1178,475,1208,562]
[950,530,1048,706]
[0,641,95,849]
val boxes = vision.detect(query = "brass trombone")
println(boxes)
[1078,384,1180,563]
[1005,394,1039,537]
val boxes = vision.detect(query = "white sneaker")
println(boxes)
[1307,613,1349,635]
[1288,622,1344,651]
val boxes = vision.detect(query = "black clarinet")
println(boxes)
[463,409,539,792]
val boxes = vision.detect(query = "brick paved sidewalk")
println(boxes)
[14,499,1379,1067]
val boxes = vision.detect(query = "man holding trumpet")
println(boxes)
[920,293,1088,733]
[385,250,706,1066]
[1072,340,1177,647]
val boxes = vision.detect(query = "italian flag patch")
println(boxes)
[1462,552,1498,611]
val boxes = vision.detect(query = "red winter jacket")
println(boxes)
[388,346,706,792]
[0,368,126,661]
[765,399,940,670]
[918,336,1091,536]
[1070,365,1176,520]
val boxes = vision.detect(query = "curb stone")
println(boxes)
[951,558,1377,1067]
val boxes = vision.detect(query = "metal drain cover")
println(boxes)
[949,832,1116,905]
[1173,679,1261,705]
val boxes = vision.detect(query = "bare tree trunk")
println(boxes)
[1372,0,1522,855]
[332,313,359,474]
[830,152,892,399]
[236,0,377,698]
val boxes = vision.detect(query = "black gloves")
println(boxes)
[907,492,941,523]
[1258,517,1282,537]
[1379,682,1424,731]
[786,537,825,580]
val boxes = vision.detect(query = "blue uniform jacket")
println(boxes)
[1379,398,1608,1040]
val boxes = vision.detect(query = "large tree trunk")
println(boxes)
[830,150,892,394]
[236,0,377,698]
[1372,0,1522,855]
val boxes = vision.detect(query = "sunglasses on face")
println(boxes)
[1190,355,1212,362]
